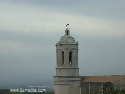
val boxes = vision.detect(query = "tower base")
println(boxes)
[54,76,80,94]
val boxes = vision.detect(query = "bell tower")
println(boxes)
[54,24,80,94]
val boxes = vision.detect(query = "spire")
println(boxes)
[65,24,70,36]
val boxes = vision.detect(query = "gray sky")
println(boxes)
[0,0,125,88]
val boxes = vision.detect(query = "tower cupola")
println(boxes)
[58,24,77,44]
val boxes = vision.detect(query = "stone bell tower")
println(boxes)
[54,24,80,94]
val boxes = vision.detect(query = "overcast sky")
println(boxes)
[0,0,125,88]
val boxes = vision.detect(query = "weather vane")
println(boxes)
[66,24,70,29]
[65,24,70,35]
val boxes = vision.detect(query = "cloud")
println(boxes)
[0,2,125,37]
[0,30,57,55]
[0,40,33,54]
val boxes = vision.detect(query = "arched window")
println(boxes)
[69,51,72,64]
[62,51,64,65]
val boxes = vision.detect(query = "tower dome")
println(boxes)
[59,35,76,44]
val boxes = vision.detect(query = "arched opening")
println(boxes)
[69,51,72,64]
[62,51,64,65]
